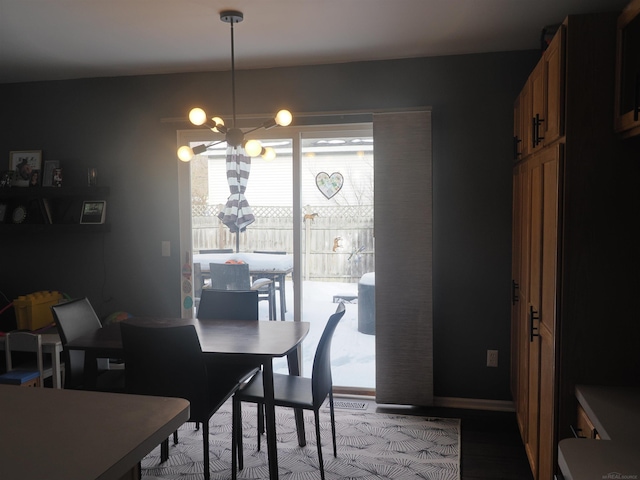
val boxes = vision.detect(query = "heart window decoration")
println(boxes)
[315,172,344,199]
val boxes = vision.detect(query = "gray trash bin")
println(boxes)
[358,272,375,335]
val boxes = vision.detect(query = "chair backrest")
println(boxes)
[51,297,103,389]
[197,289,258,320]
[311,302,346,408]
[200,248,234,254]
[253,250,287,255]
[120,323,210,420]
[209,262,251,290]
[51,297,102,345]
[4,331,44,386]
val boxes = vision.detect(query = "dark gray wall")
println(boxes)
[0,50,539,401]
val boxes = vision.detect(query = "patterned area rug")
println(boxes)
[141,401,460,480]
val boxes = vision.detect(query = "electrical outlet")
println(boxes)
[161,241,171,257]
[487,349,498,367]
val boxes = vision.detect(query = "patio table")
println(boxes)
[193,252,293,320]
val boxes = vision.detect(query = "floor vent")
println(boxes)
[328,400,369,411]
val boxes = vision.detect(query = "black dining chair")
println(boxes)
[231,302,346,480]
[50,297,124,392]
[195,289,262,438]
[120,322,249,480]
[208,262,276,320]
[197,288,258,321]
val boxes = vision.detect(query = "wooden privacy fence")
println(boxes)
[192,205,374,283]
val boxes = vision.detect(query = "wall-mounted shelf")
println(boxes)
[0,187,110,232]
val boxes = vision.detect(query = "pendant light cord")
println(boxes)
[230,18,237,128]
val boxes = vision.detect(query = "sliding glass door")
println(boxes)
[178,123,374,390]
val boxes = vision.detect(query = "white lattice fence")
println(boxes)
[192,205,374,282]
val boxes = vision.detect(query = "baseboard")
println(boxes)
[433,396,515,412]
[334,391,515,413]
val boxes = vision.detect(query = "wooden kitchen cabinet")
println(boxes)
[615,0,640,137]
[575,404,600,440]
[511,12,640,480]
[515,25,564,158]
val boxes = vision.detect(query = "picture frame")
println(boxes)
[42,160,60,187]
[0,202,7,223]
[0,170,14,188]
[9,150,42,187]
[80,200,107,224]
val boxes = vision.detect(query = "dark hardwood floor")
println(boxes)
[372,403,533,480]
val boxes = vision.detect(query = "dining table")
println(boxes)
[64,316,310,480]
[0,384,189,480]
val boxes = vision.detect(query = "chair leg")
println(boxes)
[160,438,169,463]
[232,395,244,478]
[257,402,264,451]
[203,420,210,480]
[329,391,337,457]
[314,409,325,480]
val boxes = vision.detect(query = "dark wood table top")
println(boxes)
[65,317,310,358]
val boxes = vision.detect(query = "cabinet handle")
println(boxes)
[529,306,540,342]
[513,136,522,159]
[512,280,519,305]
[634,72,639,122]
[534,114,545,146]
[569,425,586,439]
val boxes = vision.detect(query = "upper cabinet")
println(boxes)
[514,25,565,160]
[615,0,640,137]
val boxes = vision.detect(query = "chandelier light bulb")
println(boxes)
[244,139,263,157]
[177,146,195,162]
[275,109,293,127]
[262,147,276,161]
[189,108,207,126]
[211,117,225,132]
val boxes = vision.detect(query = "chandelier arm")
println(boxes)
[193,139,227,155]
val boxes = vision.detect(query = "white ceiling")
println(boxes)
[0,0,629,84]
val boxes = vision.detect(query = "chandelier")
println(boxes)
[177,10,292,162]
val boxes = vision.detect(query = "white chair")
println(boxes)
[0,331,48,387]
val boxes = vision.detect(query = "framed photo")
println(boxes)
[0,170,14,188]
[42,160,60,187]
[0,202,7,223]
[9,150,42,187]
[80,200,107,224]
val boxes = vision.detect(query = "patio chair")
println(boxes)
[232,302,347,480]
[208,262,276,320]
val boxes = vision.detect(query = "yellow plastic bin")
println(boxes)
[14,291,62,331]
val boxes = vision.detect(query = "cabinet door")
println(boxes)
[615,0,640,137]
[520,81,533,158]
[543,26,564,145]
[530,60,546,153]
[524,157,542,477]
[531,26,565,152]
[537,146,561,480]
[522,146,561,480]
[514,94,523,161]
[511,164,527,412]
